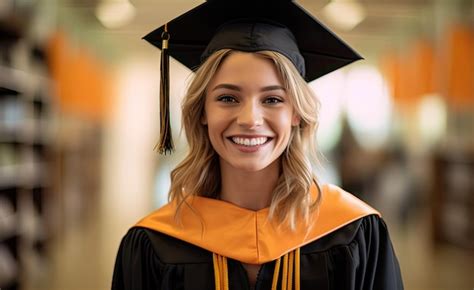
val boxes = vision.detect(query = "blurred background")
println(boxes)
[0,0,473,289]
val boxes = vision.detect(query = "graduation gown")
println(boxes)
[112,184,403,290]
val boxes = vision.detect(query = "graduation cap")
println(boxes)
[144,0,362,154]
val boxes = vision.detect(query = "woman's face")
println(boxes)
[203,52,300,172]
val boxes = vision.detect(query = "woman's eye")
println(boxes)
[264,97,283,104]
[217,95,237,103]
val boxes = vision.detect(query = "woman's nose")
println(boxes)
[236,102,263,128]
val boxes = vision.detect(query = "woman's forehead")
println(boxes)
[208,52,285,91]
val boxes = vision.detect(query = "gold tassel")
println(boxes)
[155,23,174,154]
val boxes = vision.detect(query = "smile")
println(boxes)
[230,136,271,147]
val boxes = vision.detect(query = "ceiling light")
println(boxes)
[96,0,136,29]
[322,0,366,31]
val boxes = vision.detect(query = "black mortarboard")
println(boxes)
[144,0,363,154]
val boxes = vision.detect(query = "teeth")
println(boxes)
[232,137,268,146]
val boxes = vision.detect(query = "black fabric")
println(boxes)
[112,215,404,290]
[201,20,306,77]
[143,0,362,82]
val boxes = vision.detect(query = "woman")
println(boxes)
[112,2,403,290]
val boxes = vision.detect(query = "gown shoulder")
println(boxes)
[296,214,404,290]
[112,226,215,290]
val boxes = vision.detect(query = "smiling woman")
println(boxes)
[203,52,298,191]
[111,1,403,290]
[175,49,319,227]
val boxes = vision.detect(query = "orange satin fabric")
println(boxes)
[136,184,380,264]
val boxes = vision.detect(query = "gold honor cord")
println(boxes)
[213,253,221,290]
[271,257,282,290]
[273,249,300,290]
[282,253,288,290]
[287,251,294,290]
[213,253,229,290]
[295,248,301,290]
[213,249,301,290]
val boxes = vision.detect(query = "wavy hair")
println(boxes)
[169,49,322,229]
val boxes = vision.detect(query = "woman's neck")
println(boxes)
[219,159,280,211]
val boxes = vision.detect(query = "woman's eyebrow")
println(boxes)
[212,84,286,92]
[212,83,240,91]
[260,85,286,92]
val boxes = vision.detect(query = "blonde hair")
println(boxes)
[169,49,321,229]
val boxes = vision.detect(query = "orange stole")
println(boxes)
[136,184,380,264]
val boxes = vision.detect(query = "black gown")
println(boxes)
[112,214,403,290]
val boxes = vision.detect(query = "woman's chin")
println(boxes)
[219,156,280,174]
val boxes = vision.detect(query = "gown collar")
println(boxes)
[136,183,380,264]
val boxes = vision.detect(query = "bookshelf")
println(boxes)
[0,22,54,290]
[432,149,474,250]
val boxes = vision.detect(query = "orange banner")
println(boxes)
[47,31,112,122]
[442,25,474,107]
